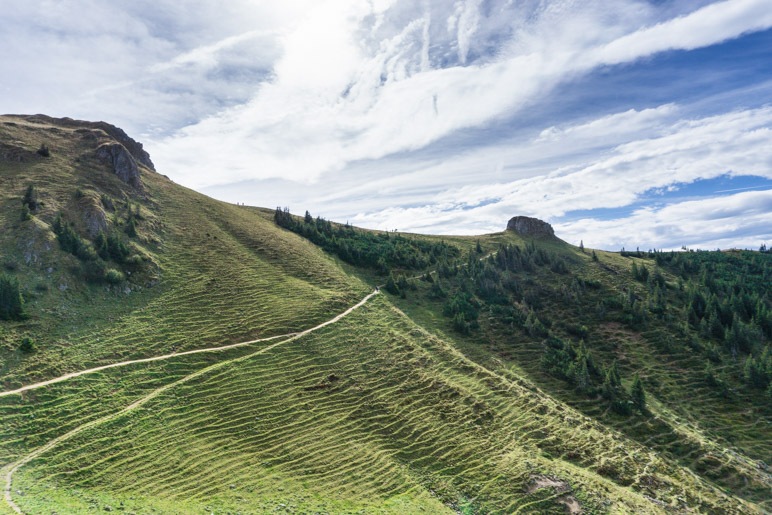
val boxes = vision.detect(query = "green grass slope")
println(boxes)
[0,115,769,514]
[0,115,368,389]
[6,296,758,514]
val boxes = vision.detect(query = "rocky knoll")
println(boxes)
[506,216,555,238]
[22,114,155,170]
[3,114,151,192]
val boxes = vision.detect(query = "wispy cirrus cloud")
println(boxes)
[152,0,772,189]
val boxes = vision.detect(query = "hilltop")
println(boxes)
[0,116,770,514]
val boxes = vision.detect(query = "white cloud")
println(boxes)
[554,190,772,250]
[150,0,772,189]
[592,0,772,66]
[0,1,301,135]
[2,0,771,249]
[340,105,772,245]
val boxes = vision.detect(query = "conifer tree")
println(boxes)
[384,273,400,295]
[630,374,646,413]
[22,184,39,212]
[0,274,24,321]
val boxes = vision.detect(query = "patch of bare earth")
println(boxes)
[527,475,582,514]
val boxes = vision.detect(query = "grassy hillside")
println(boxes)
[0,115,770,513]
[0,115,368,389]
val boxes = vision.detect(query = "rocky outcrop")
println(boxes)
[80,197,109,238]
[96,143,143,191]
[20,115,155,170]
[506,216,555,238]
[0,141,36,162]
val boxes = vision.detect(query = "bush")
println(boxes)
[104,268,125,284]
[36,143,50,157]
[19,337,35,353]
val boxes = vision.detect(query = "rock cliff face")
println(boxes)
[96,143,143,192]
[506,216,555,238]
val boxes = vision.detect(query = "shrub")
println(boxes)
[104,268,125,284]
[36,143,50,157]
[19,337,35,353]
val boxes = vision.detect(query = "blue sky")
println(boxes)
[1,0,770,250]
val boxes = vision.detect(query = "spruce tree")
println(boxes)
[0,274,25,320]
[630,374,646,413]
[384,273,400,295]
[22,184,39,212]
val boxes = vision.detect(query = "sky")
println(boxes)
[1,0,771,250]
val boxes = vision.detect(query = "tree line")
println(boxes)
[274,207,459,273]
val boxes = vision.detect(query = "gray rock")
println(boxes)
[506,216,555,238]
[96,143,143,191]
[82,201,108,238]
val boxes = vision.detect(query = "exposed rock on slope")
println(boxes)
[96,142,143,192]
[0,141,37,162]
[506,216,555,238]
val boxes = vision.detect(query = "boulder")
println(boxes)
[506,216,555,238]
